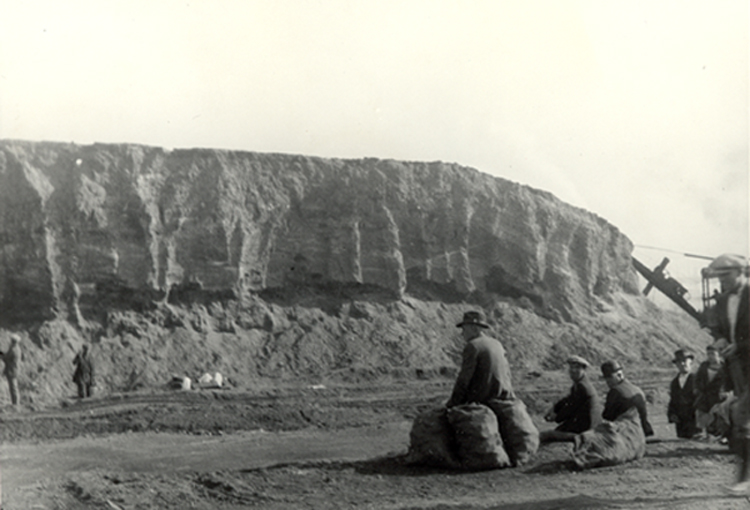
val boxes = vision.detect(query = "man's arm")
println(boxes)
[694,365,706,394]
[446,343,477,408]
[584,383,602,428]
[552,390,575,423]
[633,392,654,436]
[602,391,618,422]
[667,378,679,423]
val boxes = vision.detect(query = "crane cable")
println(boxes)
[633,245,714,261]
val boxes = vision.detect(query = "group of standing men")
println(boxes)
[662,253,750,493]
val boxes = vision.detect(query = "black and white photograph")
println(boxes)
[0,1,748,508]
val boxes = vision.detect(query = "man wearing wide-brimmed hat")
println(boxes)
[667,349,698,439]
[540,355,601,443]
[446,311,515,408]
[706,253,750,493]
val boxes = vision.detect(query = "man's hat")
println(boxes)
[456,311,489,328]
[600,360,623,378]
[705,253,748,277]
[566,355,590,368]
[672,349,694,363]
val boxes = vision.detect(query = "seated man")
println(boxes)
[446,310,514,408]
[541,355,601,443]
[600,360,654,437]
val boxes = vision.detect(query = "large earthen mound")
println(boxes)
[0,140,710,405]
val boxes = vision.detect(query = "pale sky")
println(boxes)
[1,0,747,303]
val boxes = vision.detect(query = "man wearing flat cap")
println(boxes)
[706,253,750,493]
[541,355,601,443]
[600,360,653,437]
[446,311,515,408]
[707,254,749,382]
[667,349,698,439]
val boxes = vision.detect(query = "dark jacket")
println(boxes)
[603,378,654,437]
[73,351,94,385]
[447,333,514,407]
[694,361,727,413]
[667,372,698,438]
[713,284,749,352]
[713,284,749,395]
[553,373,602,433]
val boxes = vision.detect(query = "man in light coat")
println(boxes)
[0,334,20,406]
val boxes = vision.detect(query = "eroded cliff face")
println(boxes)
[1,140,710,406]
[0,140,639,324]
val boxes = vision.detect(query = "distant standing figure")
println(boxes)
[601,360,654,437]
[541,355,601,443]
[446,310,514,408]
[667,349,698,439]
[0,334,20,406]
[694,344,727,440]
[73,344,95,398]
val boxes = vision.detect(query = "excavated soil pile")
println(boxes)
[0,140,710,407]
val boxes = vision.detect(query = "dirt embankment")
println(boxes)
[0,291,710,409]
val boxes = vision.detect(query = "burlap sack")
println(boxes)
[487,398,540,466]
[571,406,646,469]
[406,407,459,468]
[447,403,511,470]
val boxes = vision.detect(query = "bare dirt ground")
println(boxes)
[2,371,749,510]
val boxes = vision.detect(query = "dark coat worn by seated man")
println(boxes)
[551,356,601,434]
[447,311,514,408]
[601,360,654,437]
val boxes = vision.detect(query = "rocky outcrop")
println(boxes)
[0,140,638,324]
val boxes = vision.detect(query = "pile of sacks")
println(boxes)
[406,399,539,471]
[168,372,224,391]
